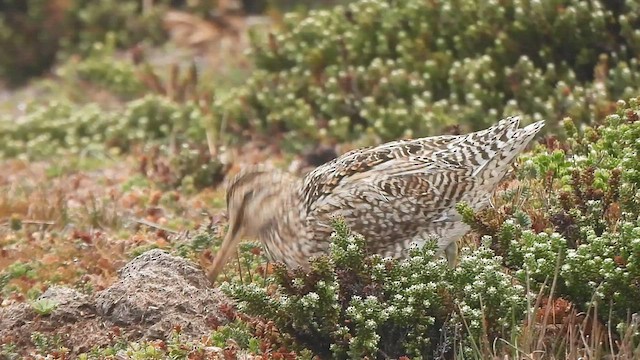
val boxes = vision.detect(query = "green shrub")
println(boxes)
[0,100,108,158]
[462,96,640,327]
[137,142,228,191]
[64,35,146,99]
[61,0,166,57]
[215,0,640,150]
[224,219,526,358]
[0,83,228,189]
[0,94,208,158]
[0,0,167,86]
[0,1,63,85]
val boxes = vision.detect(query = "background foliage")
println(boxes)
[0,0,166,86]
[216,0,640,150]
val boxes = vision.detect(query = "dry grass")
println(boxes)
[0,156,228,303]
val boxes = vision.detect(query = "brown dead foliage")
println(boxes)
[0,156,230,302]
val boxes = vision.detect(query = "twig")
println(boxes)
[535,251,564,351]
[263,258,270,287]
[134,218,179,234]
[0,219,55,226]
[19,219,55,225]
[236,250,244,284]
[205,118,218,158]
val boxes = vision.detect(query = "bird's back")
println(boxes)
[299,116,544,258]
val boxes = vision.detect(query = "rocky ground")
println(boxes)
[1,250,233,357]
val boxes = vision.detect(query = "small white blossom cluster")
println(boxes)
[509,103,640,327]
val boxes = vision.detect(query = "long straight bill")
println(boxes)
[207,221,243,284]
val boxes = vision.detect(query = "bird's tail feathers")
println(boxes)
[472,117,545,178]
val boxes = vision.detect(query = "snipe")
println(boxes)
[208,116,544,282]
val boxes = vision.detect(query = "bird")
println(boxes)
[207,116,545,283]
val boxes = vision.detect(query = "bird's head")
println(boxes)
[207,165,295,284]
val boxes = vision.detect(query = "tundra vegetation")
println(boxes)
[1,0,639,358]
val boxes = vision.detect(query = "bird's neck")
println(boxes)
[257,183,315,268]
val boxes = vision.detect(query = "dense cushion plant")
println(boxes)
[214,0,640,150]
[224,220,527,358]
[222,96,640,357]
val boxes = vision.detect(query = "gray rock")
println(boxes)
[95,249,231,340]
[37,285,95,322]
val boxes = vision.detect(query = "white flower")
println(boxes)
[365,319,377,329]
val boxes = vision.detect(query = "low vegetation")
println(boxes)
[215,98,640,359]
[1,0,639,358]
[215,0,640,150]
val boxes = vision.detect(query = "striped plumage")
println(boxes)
[207,116,545,282]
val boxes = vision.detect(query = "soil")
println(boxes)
[0,250,232,358]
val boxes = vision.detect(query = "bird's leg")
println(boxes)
[445,241,458,267]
